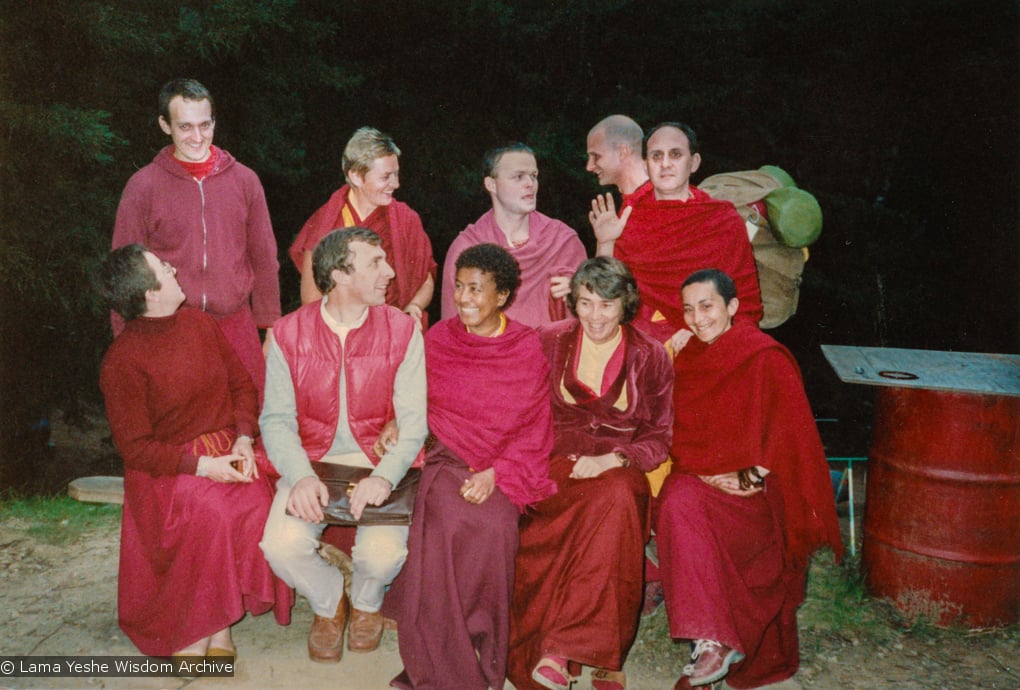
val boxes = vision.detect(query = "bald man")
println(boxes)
[585,115,651,199]
[589,122,763,344]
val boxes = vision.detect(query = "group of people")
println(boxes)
[97,78,843,690]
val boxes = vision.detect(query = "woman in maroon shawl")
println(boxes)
[387,243,556,690]
[659,269,842,690]
[508,257,673,690]
[98,245,291,661]
[289,126,436,329]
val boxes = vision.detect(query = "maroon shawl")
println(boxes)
[425,316,556,510]
[672,321,843,566]
[442,209,587,328]
[616,184,763,342]
[289,185,436,313]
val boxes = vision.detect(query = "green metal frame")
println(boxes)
[826,456,867,556]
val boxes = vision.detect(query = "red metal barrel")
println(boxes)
[862,387,1019,627]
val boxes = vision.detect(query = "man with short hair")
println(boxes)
[259,228,427,664]
[112,78,281,396]
[441,143,586,328]
[289,126,435,329]
[590,122,763,346]
[585,114,651,200]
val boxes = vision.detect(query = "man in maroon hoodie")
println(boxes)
[112,78,281,397]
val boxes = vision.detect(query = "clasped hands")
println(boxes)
[287,474,393,523]
[568,452,624,479]
[197,435,257,483]
[699,466,770,497]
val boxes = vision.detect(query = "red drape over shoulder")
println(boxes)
[288,185,436,313]
[615,185,763,342]
[425,317,556,510]
[672,321,843,566]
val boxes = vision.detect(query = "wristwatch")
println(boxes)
[614,451,630,468]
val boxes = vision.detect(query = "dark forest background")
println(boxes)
[2,0,1018,466]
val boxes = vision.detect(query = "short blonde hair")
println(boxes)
[342,127,401,182]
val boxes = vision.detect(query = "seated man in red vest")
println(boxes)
[589,122,763,348]
[259,228,427,664]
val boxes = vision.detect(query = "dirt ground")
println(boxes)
[0,412,1016,690]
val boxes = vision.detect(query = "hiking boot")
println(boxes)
[308,592,349,663]
[347,607,384,652]
[682,639,744,686]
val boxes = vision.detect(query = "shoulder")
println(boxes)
[460,210,496,238]
[100,324,153,378]
[177,306,216,329]
[627,182,657,207]
[624,326,671,374]
[532,211,576,235]
[506,319,544,352]
[275,302,315,331]
[122,152,174,190]
[425,317,457,347]
[212,149,262,184]
[445,219,489,262]
[538,318,576,343]
[627,324,669,357]
[372,304,415,329]
[726,323,796,372]
[390,199,423,224]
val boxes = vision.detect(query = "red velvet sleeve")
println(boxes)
[615,342,675,473]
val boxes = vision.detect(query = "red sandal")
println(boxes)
[592,668,627,690]
[532,654,574,690]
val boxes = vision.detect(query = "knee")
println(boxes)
[259,516,319,569]
[352,529,408,578]
[656,474,705,531]
[601,469,649,505]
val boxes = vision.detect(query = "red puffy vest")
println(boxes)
[272,302,418,465]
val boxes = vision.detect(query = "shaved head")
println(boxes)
[589,115,643,153]
[586,115,648,194]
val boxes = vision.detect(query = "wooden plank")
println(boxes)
[68,476,124,504]
[821,345,1020,397]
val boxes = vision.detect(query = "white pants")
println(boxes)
[260,475,409,616]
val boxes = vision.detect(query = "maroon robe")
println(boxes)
[386,316,554,690]
[289,184,436,327]
[508,321,673,689]
[615,184,763,342]
[99,308,291,656]
[658,321,841,688]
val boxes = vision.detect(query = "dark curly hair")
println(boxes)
[454,243,521,309]
[97,244,160,321]
[566,257,640,324]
